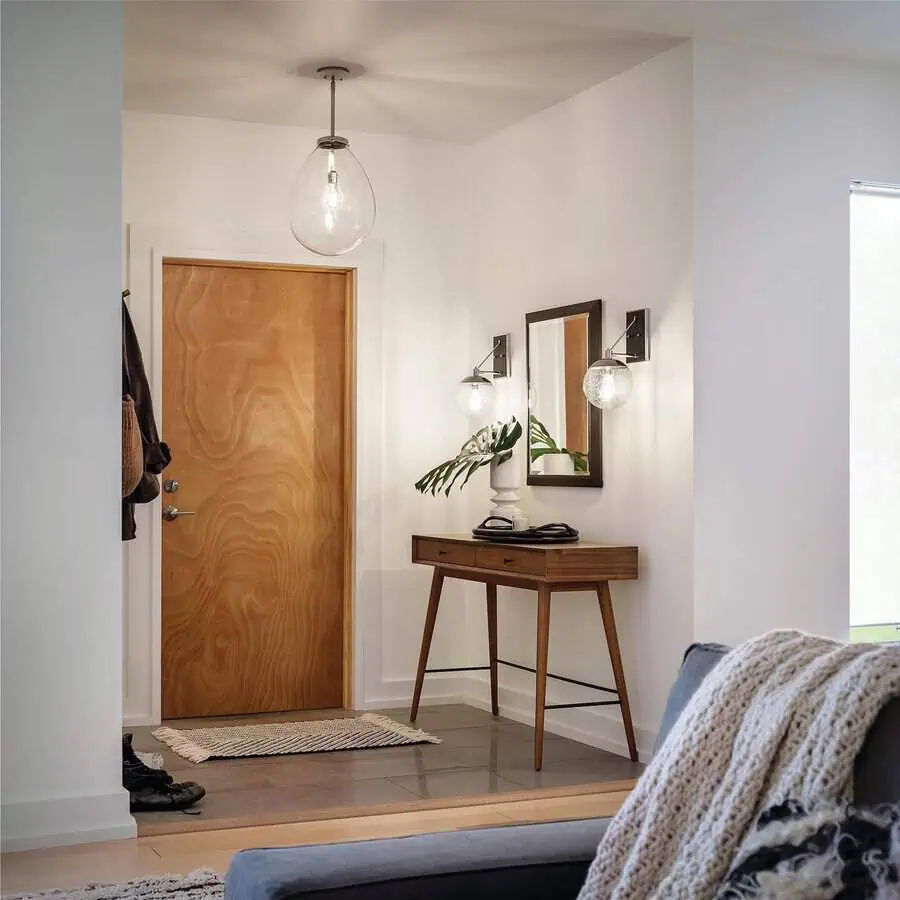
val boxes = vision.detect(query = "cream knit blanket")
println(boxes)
[577,630,900,900]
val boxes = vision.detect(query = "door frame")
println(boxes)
[124,224,383,725]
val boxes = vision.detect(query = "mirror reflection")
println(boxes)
[526,301,602,487]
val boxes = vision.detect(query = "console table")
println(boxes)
[410,534,639,769]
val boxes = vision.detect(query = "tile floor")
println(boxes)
[129,703,643,834]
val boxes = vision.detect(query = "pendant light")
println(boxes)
[290,65,376,256]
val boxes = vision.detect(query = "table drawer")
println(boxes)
[474,546,546,576]
[414,539,477,568]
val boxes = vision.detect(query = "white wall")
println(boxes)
[529,319,567,472]
[692,43,900,646]
[1,1,135,850]
[850,188,900,627]
[122,112,475,718]
[463,45,695,758]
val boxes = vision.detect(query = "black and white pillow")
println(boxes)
[717,799,900,899]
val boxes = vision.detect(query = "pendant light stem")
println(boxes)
[330,75,336,139]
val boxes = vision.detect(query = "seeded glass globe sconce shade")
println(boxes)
[290,65,376,256]
[456,335,511,416]
[582,309,649,411]
[582,358,634,410]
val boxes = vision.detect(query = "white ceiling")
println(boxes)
[125,1,900,144]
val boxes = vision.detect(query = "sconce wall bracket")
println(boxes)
[473,334,511,379]
[625,309,649,363]
[491,334,511,378]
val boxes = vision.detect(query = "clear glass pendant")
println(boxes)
[289,135,376,257]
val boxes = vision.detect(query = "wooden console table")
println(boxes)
[410,534,639,769]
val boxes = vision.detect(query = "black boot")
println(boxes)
[123,733,174,785]
[123,733,206,812]
[128,774,207,813]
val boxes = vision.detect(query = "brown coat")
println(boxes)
[122,297,170,540]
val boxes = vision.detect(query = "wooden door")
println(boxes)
[161,260,352,719]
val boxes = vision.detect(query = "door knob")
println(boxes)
[163,505,196,522]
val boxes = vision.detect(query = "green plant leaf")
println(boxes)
[457,457,488,494]
[414,416,522,496]
[527,414,589,471]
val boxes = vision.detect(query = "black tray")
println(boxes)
[471,517,579,544]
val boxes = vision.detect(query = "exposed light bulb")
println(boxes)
[467,385,489,413]
[323,153,343,224]
[456,375,495,416]
[322,160,342,232]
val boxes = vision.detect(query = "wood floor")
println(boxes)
[0,789,631,895]
[1,704,640,894]
[129,704,643,836]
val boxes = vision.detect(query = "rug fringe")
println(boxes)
[152,726,211,763]
[360,713,442,745]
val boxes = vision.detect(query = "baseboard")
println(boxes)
[1,789,136,852]
[461,675,657,763]
[123,712,158,728]
[359,675,470,711]
[123,681,466,724]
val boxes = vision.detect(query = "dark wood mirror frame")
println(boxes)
[526,300,603,488]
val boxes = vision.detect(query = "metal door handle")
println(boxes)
[163,505,196,522]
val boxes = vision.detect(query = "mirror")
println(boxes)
[526,300,602,487]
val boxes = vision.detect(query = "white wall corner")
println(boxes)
[1,791,136,854]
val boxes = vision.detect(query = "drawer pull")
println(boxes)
[438,549,448,556]
[503,557,515,565]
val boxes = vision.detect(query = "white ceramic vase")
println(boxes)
[543,453,575,476]
[489,452,525,526]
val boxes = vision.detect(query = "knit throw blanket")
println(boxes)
[577,630,900,900]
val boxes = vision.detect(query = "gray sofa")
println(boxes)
[225,643,900,900]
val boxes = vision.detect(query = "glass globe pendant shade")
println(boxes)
[289,136,376,256]
[457,373,495,416]
[582,357,634,410]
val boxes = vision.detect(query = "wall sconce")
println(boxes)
[582,309,649,410]
[457,334,511,415]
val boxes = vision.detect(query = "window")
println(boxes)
[850,182,900,644]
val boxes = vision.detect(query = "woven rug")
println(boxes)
[152,713,440,763]
[8,869,223,900]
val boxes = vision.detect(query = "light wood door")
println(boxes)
[161,260,352,719]
[563,316,588,455]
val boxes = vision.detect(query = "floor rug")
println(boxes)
[152,713,441,763]
[7,870,223,900]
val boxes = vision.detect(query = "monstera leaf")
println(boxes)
[415,417,523,497]
[529,414,588,473]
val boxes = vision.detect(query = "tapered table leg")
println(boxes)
[598,581,638,762]
[534,584,552,770]
[486,582,499,716]
[410,568,444,722]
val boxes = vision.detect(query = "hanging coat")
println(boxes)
[123,296,171,540]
